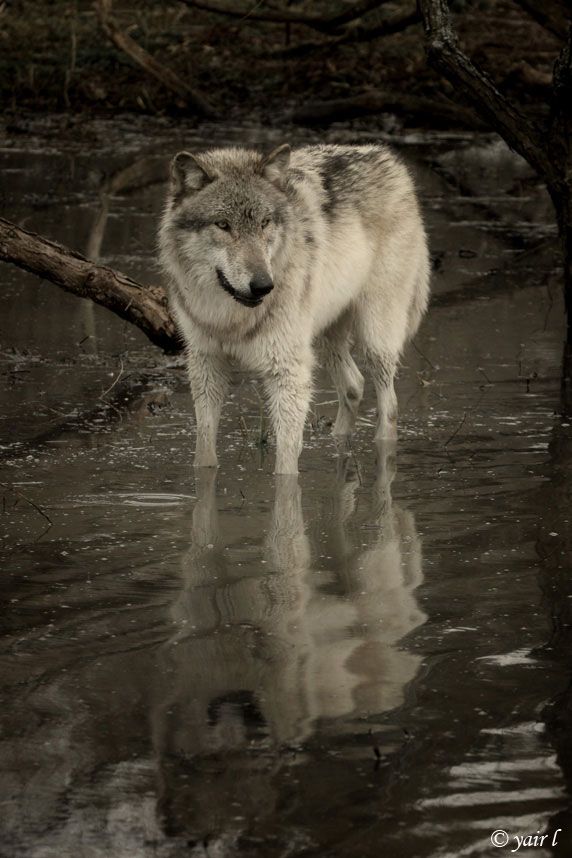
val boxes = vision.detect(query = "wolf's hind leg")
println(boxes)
[364,348,398,441]
[323,313,364,437]
[187,350,230,468]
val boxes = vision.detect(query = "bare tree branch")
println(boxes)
[96,0,216,118]
[514,0,571,41]
[419,0,572,341]
[0,218,180,354]
[417,0,555,184]
[179,0,389,34]
[272,4,419,58]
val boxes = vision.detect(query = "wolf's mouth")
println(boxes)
[216,269,262,308]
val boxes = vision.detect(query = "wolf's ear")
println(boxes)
[260,144,290,187]
[171,151,215,195]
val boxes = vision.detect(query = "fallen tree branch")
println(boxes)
[179,0,389,34]
[96,0,216,118]
[0,217,180,354]
[418,0,555,184]
[290,90,483,128]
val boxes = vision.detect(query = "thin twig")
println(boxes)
[1,482,53,527]
[411,339,436,370]
[444,412,467,447]
[100,358,125,400]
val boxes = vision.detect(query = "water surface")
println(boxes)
[1,119,572,857]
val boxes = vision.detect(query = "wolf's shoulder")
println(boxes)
[291,143,401,170]
[290,143,410,191]
[287,143,412,216]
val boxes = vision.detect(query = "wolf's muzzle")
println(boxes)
[216,268,268,308]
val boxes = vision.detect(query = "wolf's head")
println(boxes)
[160,145,291,313]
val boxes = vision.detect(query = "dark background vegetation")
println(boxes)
[0,0,561,128]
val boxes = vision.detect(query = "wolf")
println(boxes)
[159,143,429,474]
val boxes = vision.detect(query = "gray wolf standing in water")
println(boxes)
[159,143,429,474]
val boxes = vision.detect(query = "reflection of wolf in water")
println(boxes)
[153,445,425,844]
[159,144,429,473]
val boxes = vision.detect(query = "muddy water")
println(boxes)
[1,119,572,857]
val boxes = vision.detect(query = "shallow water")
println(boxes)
[1,119,572,857]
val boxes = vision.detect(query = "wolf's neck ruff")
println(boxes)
[216,268,262,308]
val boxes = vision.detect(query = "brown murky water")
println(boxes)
[1,119,572,857]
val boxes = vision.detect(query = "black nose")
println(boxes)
[249,275,274,298]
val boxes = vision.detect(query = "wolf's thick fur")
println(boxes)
[159,143,429,474]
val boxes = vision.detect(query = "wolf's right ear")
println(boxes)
[170,151,215,195]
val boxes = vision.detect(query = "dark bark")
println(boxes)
[418,0,553,180]
[0,217,180,354]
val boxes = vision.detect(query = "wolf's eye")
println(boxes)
[215,221,230,231]
[261,217,271,229]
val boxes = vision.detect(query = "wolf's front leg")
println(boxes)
[187,350,229,468]
[264,356,313,475]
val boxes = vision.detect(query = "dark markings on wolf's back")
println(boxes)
[318,149,382,217]
[318,147,398,217]
[319,152,353,217]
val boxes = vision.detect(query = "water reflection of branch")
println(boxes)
[82,155,168,353]
[86,156,167,262]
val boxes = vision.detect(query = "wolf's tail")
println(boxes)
[407,249,430,339]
